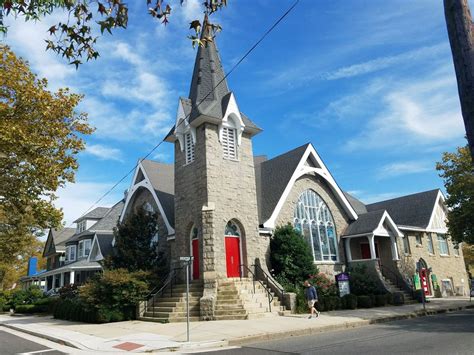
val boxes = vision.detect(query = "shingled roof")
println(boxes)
[255,143,309,224]
[342,209,385,236]
[140,159,175,227]
[343,192,367,215]
[73,207,110,223]
[366,189,439,229]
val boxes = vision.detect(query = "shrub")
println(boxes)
[340,295,347,309]
[310,273,338,298]
[15,304,49,314]
[375,294,387,307]
[343,294,357,309]
[79,268,149,322]
[393,292,405,306]
[7,286,45,309]
[270,224,317,285]
[414,290,424,303]
[347,265,381,296]
[385,293,394,305]
[357,295,373,308]
[59,284,80,299]
[54,298,98,323]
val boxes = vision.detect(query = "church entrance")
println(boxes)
[224,220,242,278]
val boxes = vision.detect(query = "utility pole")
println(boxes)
[444,0,474,164]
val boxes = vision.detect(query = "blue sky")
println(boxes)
[4,0,472,225]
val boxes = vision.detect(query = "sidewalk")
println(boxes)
[0,297,472,353]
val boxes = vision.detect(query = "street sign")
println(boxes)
[180,256,194,262]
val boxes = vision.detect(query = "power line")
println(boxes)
[60,0,300,232]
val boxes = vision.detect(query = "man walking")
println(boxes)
[304,280,320,319]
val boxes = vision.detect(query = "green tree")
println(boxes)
[462,243,474,276]
[0,0,228,67]
[436,144,474,244]
[270,224,317,285]
[104,208,165,277]
[0,46,92,283]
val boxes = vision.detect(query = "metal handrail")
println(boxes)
[379,264,414,298]
[253,263,285,299]
[239,264,273,312]
[143,266,183,318]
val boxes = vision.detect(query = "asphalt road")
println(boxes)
[0,329,65,355]
[198,309,474,355]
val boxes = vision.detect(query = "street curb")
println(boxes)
[227,304,474,347]
[1,323,82,350]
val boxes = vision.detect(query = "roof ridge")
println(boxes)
[367,188,440,206]
[262,143,310,165]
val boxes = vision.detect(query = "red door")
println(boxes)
[225,237,240,277]
[360,243,371,259]
[420,269,431,296]
[192,239,199,280]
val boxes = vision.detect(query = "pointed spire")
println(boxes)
[188,14,230,121]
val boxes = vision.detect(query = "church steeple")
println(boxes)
[188,14,230,120]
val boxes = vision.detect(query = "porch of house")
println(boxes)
[41,266,101,291]
[343,234,406,292]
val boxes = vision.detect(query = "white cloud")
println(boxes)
[55,181,125,226]
[376,160,433,180]
[323,44,445,80]
[348,190,407,205]
[344,68,465,151]
[84,144,123,162]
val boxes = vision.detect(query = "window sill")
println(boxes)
[167,236,176,241]
[439,254,450,257]
[314,261,342,265]
[428,253,436,257]
[183,160,195,167]
[223,157,239,162]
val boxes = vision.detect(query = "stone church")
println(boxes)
[117,22,468,320]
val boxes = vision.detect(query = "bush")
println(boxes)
[15,304,49,314]
[54,298,99,323]
[414,290,424,303]
[79,269,149,322]
[59,284,80,299]
[385,293,394,305]
[310,273,338,298]
[346,265,382,296]
[6,286,46,310]
[375,294,387,307]
[270,224,317,285]
[357,295,373,308]
[342,294,358,309]
[393,292,405,306]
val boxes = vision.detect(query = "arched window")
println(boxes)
[222,118,238,160]
[294,190,338,262]
[225,220,240,236]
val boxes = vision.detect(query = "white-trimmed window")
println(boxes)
[415,234,422,246]
[222,127,237,160]
[78,239,92,258]
[185,132,195,164]
[427,233,434,254]
[402,236,411,255]
[437,234,449,255]
[77,220,86,233]
[65,245,76,262]
[293,190,338,262]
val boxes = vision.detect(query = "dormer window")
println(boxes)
[77,220,87,233]
[78,239,91,258]
[185,132,195,164]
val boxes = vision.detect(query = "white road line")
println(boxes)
[17,349,56,354]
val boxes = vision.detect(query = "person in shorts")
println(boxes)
[304,280,320,319]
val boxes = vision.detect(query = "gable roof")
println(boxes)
[140,160,175,228]
[73,207,109,223]
[342,210,386,236]
[343,192,368,215]
[366,189,440,229]
[256,144,309,224]
[43,227,75,256]
[97,233,115,259]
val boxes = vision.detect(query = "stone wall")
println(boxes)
[396,231,469,296]
[274,174,350,278]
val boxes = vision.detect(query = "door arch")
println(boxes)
[190,225,200,280]
[418,258,432,296]
[224,220,242,278]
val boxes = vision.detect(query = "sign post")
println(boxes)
[179,256,194,342]
[470,279,474,302]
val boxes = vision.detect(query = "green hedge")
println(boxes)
[15,304,49,314]
[342,294,358,309]
[357,295,373,308]
[375,294,387,307]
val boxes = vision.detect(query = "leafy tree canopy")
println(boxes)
[436,144,474,244]
[0,0,228,67]
[270,224,318,285]
[104,208,166,279]
[0,45,92,269]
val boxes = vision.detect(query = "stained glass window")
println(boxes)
[225,221,240,236]
[293,190,338,261]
